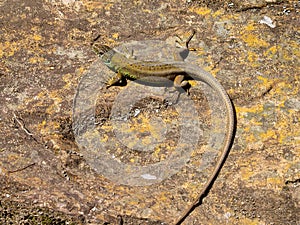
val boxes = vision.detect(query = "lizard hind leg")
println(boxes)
[164,75,191,104]
[174,75,191,95]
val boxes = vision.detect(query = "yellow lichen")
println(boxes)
[244,22,256,31]
[130,158,135,163]
[219,13,240,20]
[240,166,255,180]
[287,40,300,58]
[29,56,45,64]
[37,119,60,137]
[189,6,211,16]
[153,147,161,158]
[259,129,277,141]
[62,73,76,90]
[235,104,264,115]
[158,192,168,202]
[264,45,278,58]
[245,133,257,143]
[212,9,224,17]
[83,1,106,11]
[142,9,151,13]
[240,23,269,48]
[241,33,269,48]
[247,51,260,67]
[0,41,18,58]
[32,34,42,41]
[281,49,292,61]
[257,75,272,87]
[112,32,119,40]
[266,177,284,187]
[236,218,263,225]
[104,3,113,10]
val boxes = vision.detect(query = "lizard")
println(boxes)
[91,31,235,225]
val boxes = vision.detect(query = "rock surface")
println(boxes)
[0,0,299,224]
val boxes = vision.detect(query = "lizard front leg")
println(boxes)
[106,71,123,88]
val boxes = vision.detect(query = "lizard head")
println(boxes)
[92,43,110,55]
[91,43,115,64]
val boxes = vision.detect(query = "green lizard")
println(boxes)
[92,31,235,225]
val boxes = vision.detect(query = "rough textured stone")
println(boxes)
[0,0,299,224]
